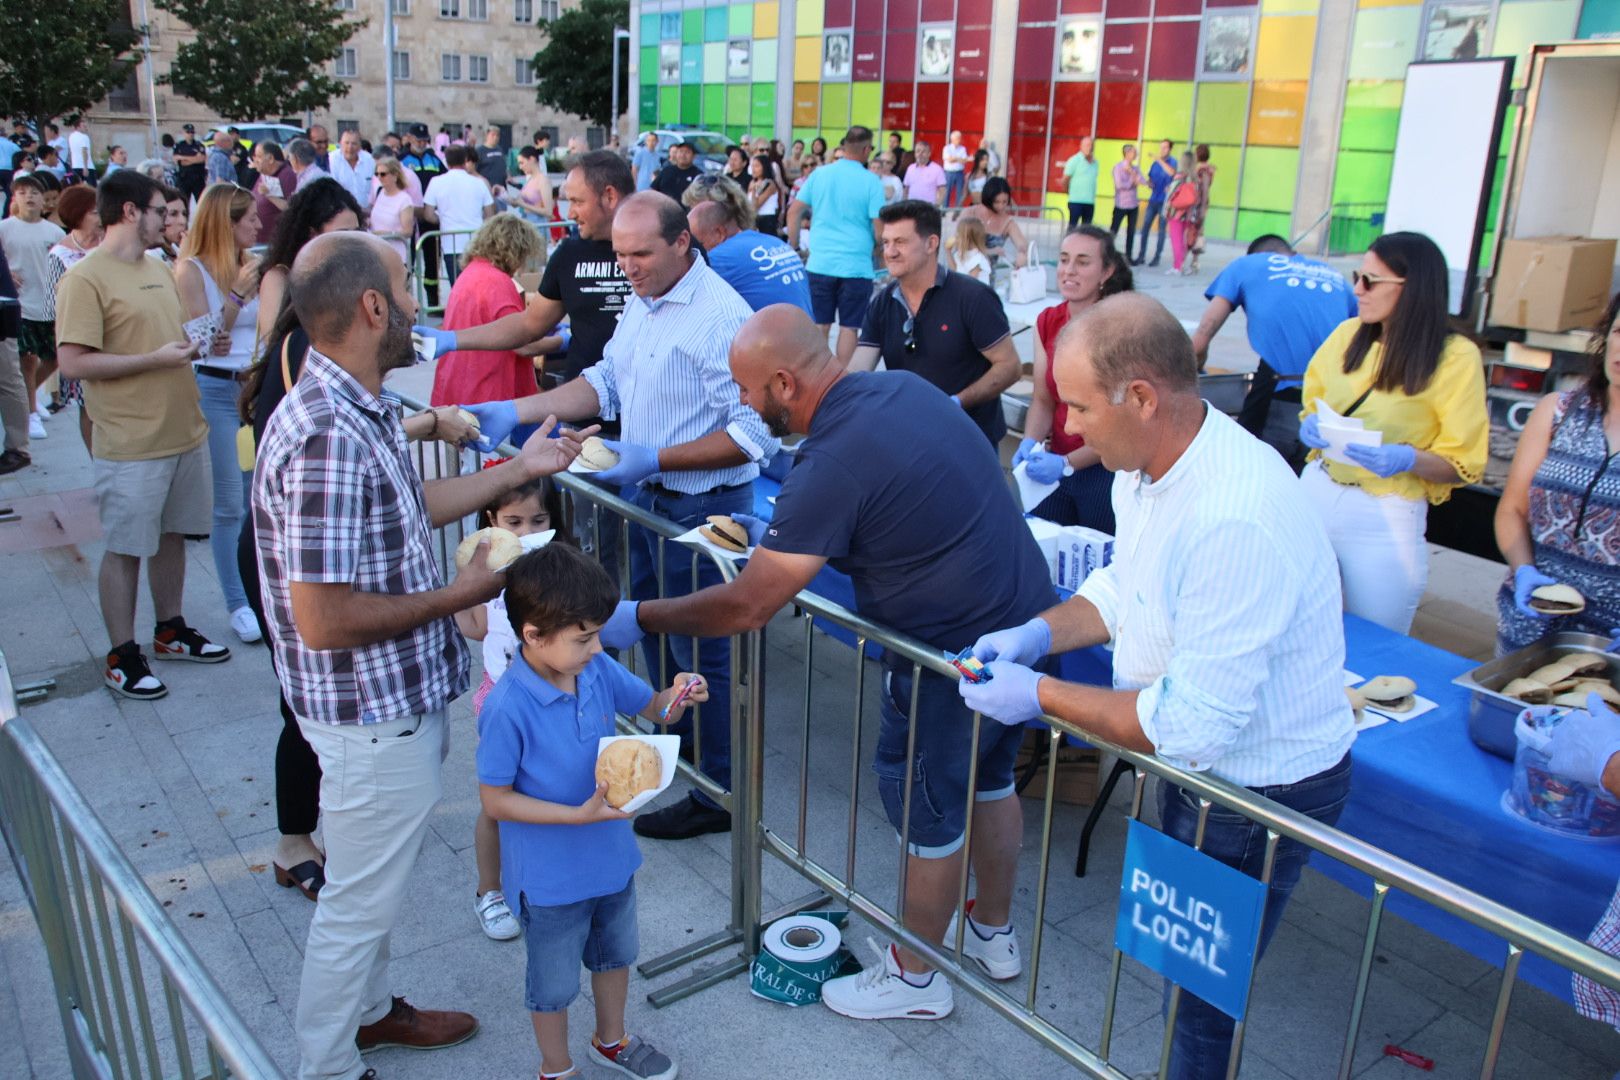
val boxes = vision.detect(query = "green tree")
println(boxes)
[156,0,368,121]
[531,0,629,129]
[0,0,141,135]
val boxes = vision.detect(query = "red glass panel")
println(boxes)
[1154,0,1199,13]
[1104,0,1149,17]
[1149,19,1199,80]
[888,0,919,31]
[1048,134,1082,193]
[1095,80,1143,138]
[915,81,950,132]
[1006,132,1048,200]
[854,0,885,31]
[882,81,916,131]
[1015,24,1055,70]
[955,28,991,81]
[1100,21,1148,81]
[1205,0,1253,5]
[951,82,987,130]
[1052,80,1096,136]
[1011,80,1052,134]
[920,0,954,23]
[957,0,992,27]
[1018,0,1058,23]
[1059,0,1104,11]
[885,31,916,75]
[824,0,853,28]
[853,33,883,81]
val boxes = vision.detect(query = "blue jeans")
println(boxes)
[1137,201,1169,263]
[195,371,250,613]
[1156,753,1352,1080]
[944,170,966,207]
[519,879,639,1012]
[627,482,753,809]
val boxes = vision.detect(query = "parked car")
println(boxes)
[634,129,730,174]
[204,123,306,149]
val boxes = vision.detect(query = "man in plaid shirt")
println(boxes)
[252,231,586,1080]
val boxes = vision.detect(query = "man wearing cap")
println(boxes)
[651,138,701,203]
[402,124,447,306]
[173,125,206,205]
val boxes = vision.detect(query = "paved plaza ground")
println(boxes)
[1,241,1615,1078]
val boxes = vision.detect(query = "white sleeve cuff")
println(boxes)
[726,421,771,463]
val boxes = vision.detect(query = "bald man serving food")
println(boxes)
[608,303,1053,1021]
[958,293,1354,1080]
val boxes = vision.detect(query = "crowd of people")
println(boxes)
[4,110,1620,1080]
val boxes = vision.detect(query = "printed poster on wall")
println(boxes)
[1422,1,1492,61]
[920,25,954,81]
[1059,16,1101,79]
[824,32,852,80]
[728,39,752,81]
[1200,8,1257,80]
[658,43,680,85]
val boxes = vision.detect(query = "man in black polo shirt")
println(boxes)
[651,138,702,203]
[173,124,206,205]
[850,200,1020,447]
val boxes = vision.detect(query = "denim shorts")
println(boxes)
[874,661,1025,859]
[807,272,873,329]
[519,878,639,1012]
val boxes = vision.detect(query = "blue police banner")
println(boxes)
[1113,818,1268,1020]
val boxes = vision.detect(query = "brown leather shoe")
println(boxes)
[356,997,478,1052]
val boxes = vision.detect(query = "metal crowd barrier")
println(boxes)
[412,217,574,317]
[0,649,283,1080]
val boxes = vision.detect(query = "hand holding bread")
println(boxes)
[575,781,634,823]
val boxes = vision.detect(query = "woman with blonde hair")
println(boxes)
[175,183,263,644]
[431,214,549,409]
[369,156,417,265]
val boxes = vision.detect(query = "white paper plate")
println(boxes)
[567,458,606,475]
[596,734,681,814]
[675,525,751,562]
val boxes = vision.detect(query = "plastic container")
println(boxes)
[1504,707,1620,840]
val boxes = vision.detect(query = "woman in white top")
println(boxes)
[174,184,263,644]
[947,214,993,283]
[873,153,904,205]
[369,157,416,266]
[747,154,784,236]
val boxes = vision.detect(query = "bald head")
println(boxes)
[289,232,416,369]
[614,191,692,299]
[686,200,735,252]
[730,305,844,438]
[618,190,687,243]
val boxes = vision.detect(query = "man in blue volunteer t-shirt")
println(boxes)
[1135,139,1178,267]
[1190,234,1358,468]
[686,196,812,317]
[786,125,886,365]
[608,303,1053,1025]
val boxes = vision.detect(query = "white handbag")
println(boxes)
[1008,243,1047,304]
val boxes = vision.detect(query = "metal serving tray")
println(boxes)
[1452,632,1620,760]
[1199,371,1254,416]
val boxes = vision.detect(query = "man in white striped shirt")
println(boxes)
[960,293,1354,1080]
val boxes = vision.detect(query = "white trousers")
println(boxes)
[1300,461,1430,635]
[295,710,448,1080]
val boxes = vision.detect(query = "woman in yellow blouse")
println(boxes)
[1298,231,1489,634]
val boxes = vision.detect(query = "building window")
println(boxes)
[392,49,412,80]
[467,0,488,19]
[439,0,458,16]
[515,57,536,85]
[469,54,490,83]
[539,0,558,20]
[337,119,360,134]
[441,53,462,81]
[514,0,532,22]
[391,0,409,12]
[336,0,355,9]
[335,47,358,78]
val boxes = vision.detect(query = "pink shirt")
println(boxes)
[369,188,415,265]
[903,161,946,203]
[431,258,532,406]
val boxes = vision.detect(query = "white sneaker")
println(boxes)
[474,890,521,940]
[230,606,262,643]
[28,413,46,440]
[821,938,953,1021]
[944,900,1022,981]
[34,389,51,413]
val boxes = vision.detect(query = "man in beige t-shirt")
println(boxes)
[56,170,233,702]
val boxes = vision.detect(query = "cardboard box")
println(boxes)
[1490,236,1616,333]
[1054,526,1114,592]
[1014,733,1102,806]
[513,271,543,295]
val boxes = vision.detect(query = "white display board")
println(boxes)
[1383,58,1513,315]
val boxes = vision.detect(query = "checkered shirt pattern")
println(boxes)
[251,348,469,725]
[1574,883,1620,1028]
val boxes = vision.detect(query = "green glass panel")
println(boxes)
[682,44,703,82]
[1193,83,1248,147]
[640,46,659,86]
[821,83,851,129]
[682,9,704,43]
[639,85,659,126]
[705,5,729,42]
[851,81,881,129]
[726,125,748,141]
[1094,139,1127,197]
[752,83,776,128]
[728,84,750,123]
[1496,1,1580,85]
[1499,103,1519,156]
[640,13,659,42]
[1202,144,1242,208]
[703,42,726,83]
[1143,82,1194,146]
[1347,7,1420,82]
[729,3,752,37]
[659,86,680,124]
[754,39,779,76]
[1202,206,1236,243]
[792,126,819,146]
[1238,146,1299,213]
[1332,149,1393,208]
[1339,80,1402,151]
[681,84,702,125]
[1580,0,1620,37]
[1235,210,1292,246]
[703,84,726,125]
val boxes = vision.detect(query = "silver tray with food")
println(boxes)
[1453,632,1620,760]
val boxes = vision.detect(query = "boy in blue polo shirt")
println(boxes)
[477,543,704,1080]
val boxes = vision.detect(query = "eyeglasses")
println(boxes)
[1350,270,1405,290]
[143,202,167,215]
[902,316,917,353]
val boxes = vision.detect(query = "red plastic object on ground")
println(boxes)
[1383,1044,1435,1070]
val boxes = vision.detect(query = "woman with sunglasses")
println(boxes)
[1297,231,1488,633]
[1494,290,1620,654]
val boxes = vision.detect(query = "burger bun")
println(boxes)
[1528,583,1586,615]
[595,739,662,809]
[700,515,749,553]
[454,527,525,572]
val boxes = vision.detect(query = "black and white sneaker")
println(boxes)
[106,643,168,699]
[152,618,231,663]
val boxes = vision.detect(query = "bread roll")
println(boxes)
[1503,678,1554,704]
[575,436,620,473]
[595,739,662,808]
[1528,583,1585,615]
[456,408,481,432]
[454,526,524,572]
[1360,675,1416,712]
[700,515,748,553]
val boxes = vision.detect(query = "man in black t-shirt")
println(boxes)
[651,138,702,203]
[475,126,507,192]
[173,124,206,203]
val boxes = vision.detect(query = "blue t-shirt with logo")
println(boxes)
[708,229,814,316]
[1206,253,1359,386]
[795,159,886,280]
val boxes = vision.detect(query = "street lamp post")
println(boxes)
[609,26,630,145]
[385,0,397,133]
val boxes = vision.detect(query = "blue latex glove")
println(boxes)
[730,512,768,548]
[463,400,518,452]
[413,324,458,358]
[1298,412,1329,450]
[958,659,1046,726]
[970,616,1052,666]
[1608,628,1620,655]
[1024,448,1067,485]
[592,440,660,487]
[1544,694,1620,788]
[1011,437,1038,469]
[600,601,645,649]
[1512,564,1559,619]
[1343,442,1417,478]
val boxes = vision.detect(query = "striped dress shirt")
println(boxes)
[584,253,779,494]
[1077,406,1355,787]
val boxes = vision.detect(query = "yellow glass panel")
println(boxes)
[1359,0,1418,7]
[794,36,821,82]
[1248,81,1307,147]
[1255,16,1316,81]
[1262,0,1315,11]
[796,0,824,38]
[754,1,779,39]
[792,81,819,127]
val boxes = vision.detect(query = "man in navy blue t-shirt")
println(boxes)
[686,198,812,317]
[1190,234,1357,467]
[611,304,1053,1023]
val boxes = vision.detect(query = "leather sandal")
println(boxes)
[274,859,325,901]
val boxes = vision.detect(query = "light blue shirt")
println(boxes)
[583,254,780,494]
[0,136,19,172]
[632,146,661,191]
[795,158,885,280]
[1077,407,1355,787]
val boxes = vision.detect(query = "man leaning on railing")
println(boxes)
[960,293,1356,1080]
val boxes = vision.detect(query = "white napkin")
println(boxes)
[1013,460,1070,513]
[1311,398,1383,467]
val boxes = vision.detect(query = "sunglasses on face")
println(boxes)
[1351,270,1405,289]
